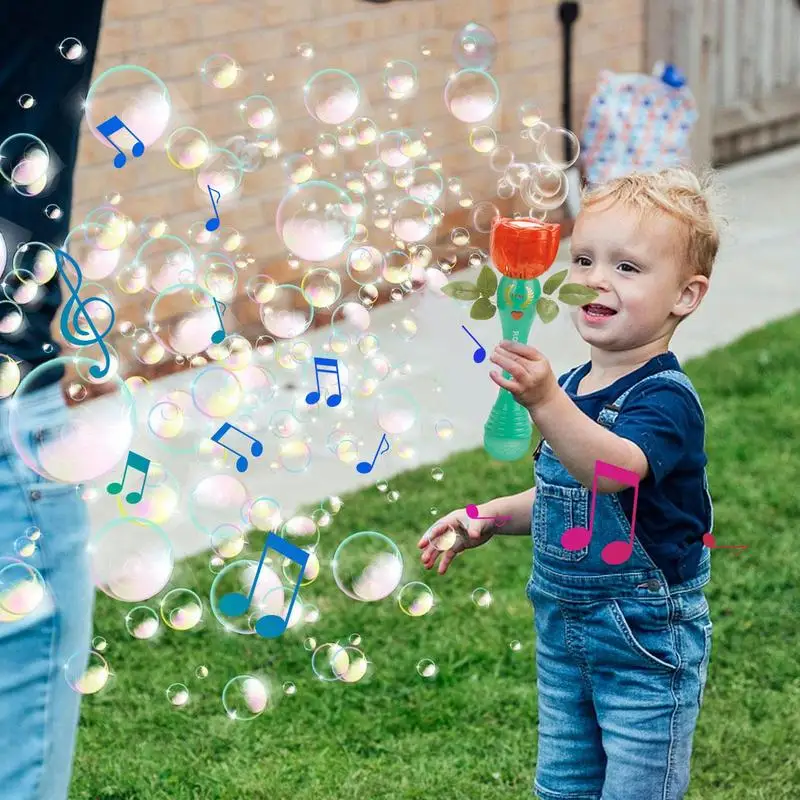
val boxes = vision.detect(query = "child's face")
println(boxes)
[567,199,700,353]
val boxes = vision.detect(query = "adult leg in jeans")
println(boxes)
[0,1,105,797]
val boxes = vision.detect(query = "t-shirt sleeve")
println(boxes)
[612,382,706,485]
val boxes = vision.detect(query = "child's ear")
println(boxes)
[673,274,709,318]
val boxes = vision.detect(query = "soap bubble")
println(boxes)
[125,605,160,639]
[470,126,497,153]
[18,94,35,109]
[160,588,203,631]
[210,557,284,635]
[89,518,173,602]
[222,675,270,719]
[59,37,87,62]
[166,683,190,707]
[376,388,418,434]
[416,658,438,678]
[304,69,360,125]
[376,130,412,168]
[259,284,315,339]
[283,153,314,184]
[189,473,249,536]
[201,54,240,88]
[453,22,497,69]
[398,581,435,617]
[276,181,356,262]
[445,69,499,124]
[191,366,242,418]
[301,268,342,309]
[537,126,581,170]
[165,127,211,170]
[521,164,569,211]
[332,531,404,602]
[0,134,51,196]
[383,60,418,100]
[311,641,369,682]
[392,199,434,242]
[472,587,493,608]
[64,650,110,695]
[196,147,244,198]
[239,95,276,130]
[0,559,46,619]
[85,66,171,155]
[148,284,224,356]
[408,166,444,204]
[8,358,135,483]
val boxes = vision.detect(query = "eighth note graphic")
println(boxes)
[356,433,390,474]
[561,460,641,565]
[205,184,221,232]
[465,504,512,527]
[218,532,309,639]
[210,422,263,473]
[211,298,226,345]
[461,325,486,363]
[305,357,342,407]
[106,451,151,504]
[96,115,144,169]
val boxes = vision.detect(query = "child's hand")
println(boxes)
[489,340,559,409]
[417,508,495,575]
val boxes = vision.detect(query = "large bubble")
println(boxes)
[304,70,360,125]
[8,358,135,483]
[332,531,404,602]
[444,69,499,124]
[453,22,497,70]
[148,284,225,356]
[0,134,52,196]
[84,66,171,163]
[276,181,356,262]
[88,518,173,602]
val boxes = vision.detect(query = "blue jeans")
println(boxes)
[0,384,93,800]
[529,437,713,800]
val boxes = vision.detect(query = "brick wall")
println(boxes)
[71,0,645,362]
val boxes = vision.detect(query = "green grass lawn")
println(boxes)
[72,315,800,799]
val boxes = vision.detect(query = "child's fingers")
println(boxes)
[490,371,520,392]
[438,549,458,574]
[501,340,544,360]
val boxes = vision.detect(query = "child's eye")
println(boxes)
[573,256,591,268]
[618,262,639,273]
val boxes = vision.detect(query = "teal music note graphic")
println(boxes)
[218,532,309,639]
[106,451,151,504]
[55,248,115,380]
[96,115,145,168]
[210,422,263,472]
[211,298,226,344]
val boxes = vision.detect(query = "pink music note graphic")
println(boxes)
[205,185,221,232]
[211,298,226,345]
[305,357,342,407]
[702,532,747,553]
[106,450,151,504]
[356,433,390,474]
[465,504,512,527]
[96,115,145,169]
[210,422,263,472]
[461,325,486,363]
[561,460,641,565]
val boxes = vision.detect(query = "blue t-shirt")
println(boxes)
[558,351,711,584]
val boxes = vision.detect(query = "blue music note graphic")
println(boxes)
[205,185,221,232]
[210,422,263,472]
[218,532,309,639]
[305,357,342,407]
[106,451,151,504]
[96,115,145,169]
[356,433,390,474]
[461,325,486,363]
[211,298,226,345]
[55,249,115,380]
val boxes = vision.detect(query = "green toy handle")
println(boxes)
[483,275,542,461]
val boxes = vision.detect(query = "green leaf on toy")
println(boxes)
[476,265,498,298]
[557,284,600,306]
[470,297,496,320]
[536,296,559,323]
[542,269,568,295]
[442,281,480,301]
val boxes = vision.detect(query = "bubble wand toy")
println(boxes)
[484,218,561,461]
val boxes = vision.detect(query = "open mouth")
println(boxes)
[582,303,618,318]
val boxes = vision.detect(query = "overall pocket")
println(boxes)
[532,481,589,562]
[608,597,679,672]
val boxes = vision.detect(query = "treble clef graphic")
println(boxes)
[55,248,115,379]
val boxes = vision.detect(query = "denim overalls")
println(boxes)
[528,367,713,800]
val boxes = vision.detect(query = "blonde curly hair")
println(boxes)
[581,167,726,280]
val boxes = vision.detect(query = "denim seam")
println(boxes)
[664,602,683,800]
[609,599,678,672]
[562,609,594,694]
[533,781,601,800]
[8,454,60,800]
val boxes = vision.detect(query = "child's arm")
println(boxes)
[490,340,648,494]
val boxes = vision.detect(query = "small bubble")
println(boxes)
[44,204,63,220]
[304,636,317,651]
[14,536,37,558]
[435,419,454,440]
[25,526,41,541]
[166,683,190,707]
[18,94,36,109]
[429,507,438,516]
[41,343,55,354]
[430,467,444,481]
[472,587,493,609]
[387,490,400,503]
[376,480,389,493]
[510,640,522,652]
[92,636,107,653]
[195,665,209,679]
[296,42,314,58]
[349,633,362,646]
[416,658,438,678]
[58,37,86,62]
[283,681,297,696]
